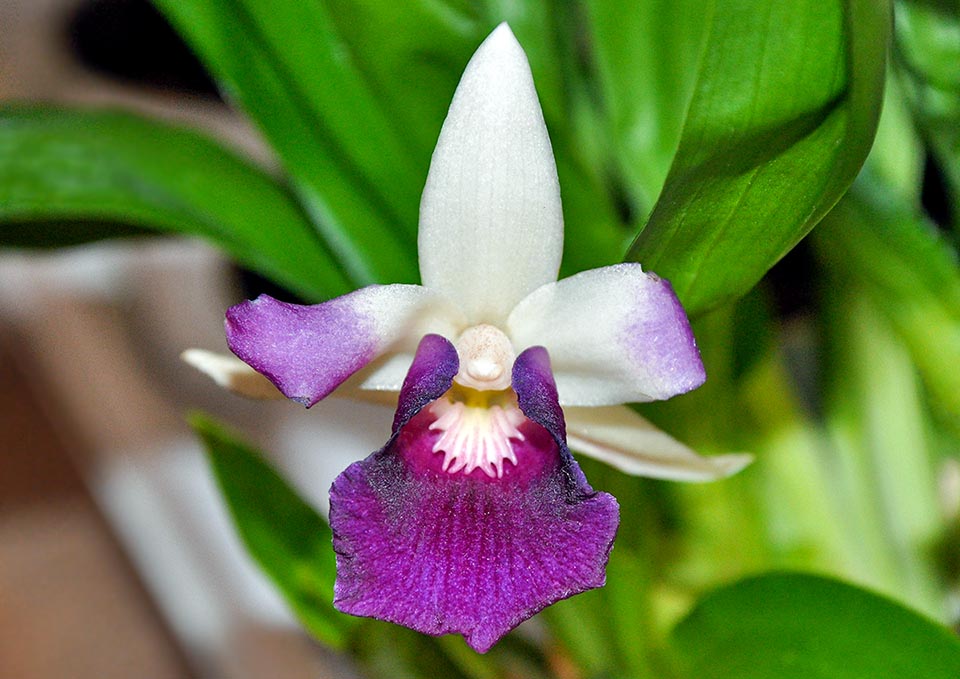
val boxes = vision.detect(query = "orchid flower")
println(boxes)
[186,23,750,653]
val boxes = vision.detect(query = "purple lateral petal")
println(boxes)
[511,345,608,507]
[511,345,566,442]
[391,334,460,433]
[330,343,619,652]
[624,274,704,391]
[507,263,706,406]
[226,285,438,407]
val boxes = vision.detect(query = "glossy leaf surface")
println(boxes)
[0,107,350,300]
[672,572,960,679]
[150,0,446,285]
[584,0,710,213]
[629,0,890,315]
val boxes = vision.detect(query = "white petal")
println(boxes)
[182,348,401,408]
[565,405,752,481]
[508,263,706,406]
[358,352,415,392]
[328,379,402,407]
[418,23,563,324]
[181,349,284,400]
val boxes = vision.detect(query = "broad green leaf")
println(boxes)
[190,413,358,648]
[629,0,890,316]
[151,0,424,285]
[0,107,350,300]
[584,0,711,214]
[814,172,960,431]
[671,572,960,679]
[895,0,960,227]
[320,1,567,156]
[306,1,474,169]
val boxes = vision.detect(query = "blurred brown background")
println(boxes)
[0,2,386,676]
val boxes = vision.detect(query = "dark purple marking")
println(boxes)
[391,334,459,434]
[512,346,565,443]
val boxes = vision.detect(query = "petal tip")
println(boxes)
[181,347,210,370]
[180,348,284,400]
[224,293,271,326]
[292,395,316,408]
[508,265,706,406]
[480,22,522,58]
[224,288,435,408]
[713,452,754,478]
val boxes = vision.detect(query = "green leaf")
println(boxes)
[190,413,358,648]
[0,107,350,300]
[814,172,960,432]
[308,2,632,276]
[152,0,638,279]
[321,1,571,160]
[671,572,960,679]
[895,0,960,228]
[867,69,925,204]
[583,0,711,214]
[294,0,476,173]
[628,0,890,316]
[151,0,438,285]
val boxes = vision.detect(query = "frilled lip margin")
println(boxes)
[329,335,620,652]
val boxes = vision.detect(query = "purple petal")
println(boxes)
[391,334,459,433]
[511,345,566,442]
[511,345,605,511]
[507,263,706,406]
[330,342,619,652]
[226,285,439,407]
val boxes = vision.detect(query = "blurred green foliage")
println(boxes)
[4,0,960,677]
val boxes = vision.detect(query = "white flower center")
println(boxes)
[428,389,526,479]
[453,324,515,391]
